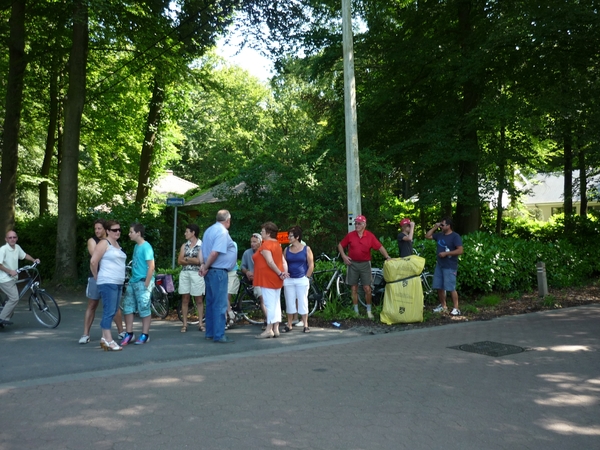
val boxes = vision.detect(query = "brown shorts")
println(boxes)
[346,261,372,286]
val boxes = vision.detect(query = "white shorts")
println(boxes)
[178,270,205,296]
[227,270,240,295]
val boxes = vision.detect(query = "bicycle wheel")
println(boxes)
[29,290,61,328]
[151,284,169,319]
[335,275,351,305]
[234,286,263,324]
[307,282,321,316]
[422,273,437,305]
[177,297,199,325]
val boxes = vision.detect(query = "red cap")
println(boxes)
[354,215,367,223]
[400,218,411,226]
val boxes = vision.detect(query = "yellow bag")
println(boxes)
[380,256,425,324]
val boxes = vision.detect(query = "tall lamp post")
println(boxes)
[342,0,361,232]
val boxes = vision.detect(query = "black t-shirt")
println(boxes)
[397,232,413,257]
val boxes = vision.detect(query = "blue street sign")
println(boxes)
[166,197,185,206]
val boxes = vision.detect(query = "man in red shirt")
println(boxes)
[337,215,391,318]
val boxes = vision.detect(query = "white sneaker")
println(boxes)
[117,331,127,340]
[78,335,90,344]
[367,311,374,319]
[433,305,448,313]
[450,308,461,316]
[294,321,304,327]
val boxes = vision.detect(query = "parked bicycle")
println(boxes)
[308,253,349,313]
[123,262,170,319]
[413,244,436,305]
[230,272,264,325]
[0,262,61,328]
[177,295,200,325]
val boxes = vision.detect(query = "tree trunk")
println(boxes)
[454,0,481,235]
[563,126,574,234]
[135,76,165,206]
[54,2,88,282]
[0,0,27,235]
[495,125,506,235]
[40,61,60,216]
[578,147,587,218]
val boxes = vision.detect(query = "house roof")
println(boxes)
[184,181,246,206]
[154,170,198,196]
[523,171,599,204]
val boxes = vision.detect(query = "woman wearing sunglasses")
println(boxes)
[90,220,127,351]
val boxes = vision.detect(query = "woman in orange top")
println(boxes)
[252,222,288,338]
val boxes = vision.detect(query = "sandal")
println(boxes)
[303,327,310,333]
[105,340,122,351]
[283,325,293,333]
[180,326,187,333]
[198,325,206,332]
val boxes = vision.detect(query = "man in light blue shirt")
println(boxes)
[199,210,237,343]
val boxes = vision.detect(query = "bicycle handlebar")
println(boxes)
[17,261,39,273]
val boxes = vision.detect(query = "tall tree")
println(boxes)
[54,1,88,282]
[0,0,27,234]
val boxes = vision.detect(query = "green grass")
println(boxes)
[475,294,502,307]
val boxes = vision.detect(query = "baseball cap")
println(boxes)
[354,215,367,223]
[400,218,411,226]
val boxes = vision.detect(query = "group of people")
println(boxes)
[337,214,464,318]
[0,209,463,341]
[197,211,316,342]
[82,220,155,351]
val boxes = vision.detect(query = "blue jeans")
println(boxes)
[204,269,228,341]
[97,283,123,330]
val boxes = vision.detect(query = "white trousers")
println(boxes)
[283,276,309,315]
[262,287,282,324]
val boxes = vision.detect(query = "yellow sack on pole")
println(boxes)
[380,256,425,324]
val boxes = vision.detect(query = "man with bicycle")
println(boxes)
[0,231,40,326]
[338,215,391,319]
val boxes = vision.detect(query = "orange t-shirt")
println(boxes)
[252,239,284,289]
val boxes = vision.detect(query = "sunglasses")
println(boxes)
[109,228,121,232]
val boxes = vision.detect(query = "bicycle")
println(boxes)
[123,262,170,319]
[0,262,61,328]
[308,253,349,314]
[230,272,264,325]
[413,244,436,305]
[177,295,200,325]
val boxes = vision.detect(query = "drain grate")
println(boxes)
[448,341,528,357]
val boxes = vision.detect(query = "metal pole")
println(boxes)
[172,206,178,269]
[342,0,361,232]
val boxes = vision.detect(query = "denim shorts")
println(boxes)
[432,266,457,292]
[86,277,100,300]
[122,280,152,318]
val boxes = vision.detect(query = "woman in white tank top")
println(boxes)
[90,220,126,351]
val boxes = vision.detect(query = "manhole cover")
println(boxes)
[448,341,528,357]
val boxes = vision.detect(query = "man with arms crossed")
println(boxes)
[337,215,391,319]
[425,217,464,316]
[0,231,40,326]
[121,223,155,345]
[199,210,237,343]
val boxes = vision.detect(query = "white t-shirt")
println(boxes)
[0,243,26,283]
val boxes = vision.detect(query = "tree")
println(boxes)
[54,1,88,282]
[0,0,27,234]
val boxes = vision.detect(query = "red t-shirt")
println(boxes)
[252,239,284,289]
[339,230,382,262]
